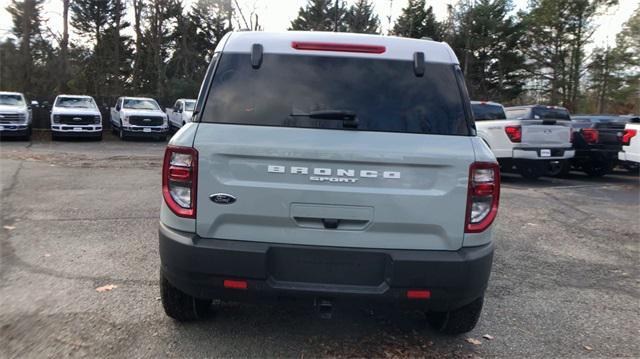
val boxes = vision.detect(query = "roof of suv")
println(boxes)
[505,104,568,110]
[218,31,459,64]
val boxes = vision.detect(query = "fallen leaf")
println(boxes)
[583,345,593,351]
[3,225,16,230]
[466,338,482,345]
[482,334,495,340]
[95,284,117,292]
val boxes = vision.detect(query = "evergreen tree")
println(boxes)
[345,0,380,34]
[5,0,45,94]
[452,0,527,102]
[290,0,345,31]
[392,0,442,40]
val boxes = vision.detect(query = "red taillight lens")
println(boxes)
[504,126,522,143]
[465,162,500,233]
[162,146,198,218]
[622,129,637,145]
[406,289,431,299]
[582,128,599,144]
[223,280,248,290]
[291,41,386,54]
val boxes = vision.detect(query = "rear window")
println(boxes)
[471,103,506,121]
[532,107,571,121]
[201,53,470,136]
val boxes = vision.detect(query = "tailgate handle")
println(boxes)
[322,218,339,229]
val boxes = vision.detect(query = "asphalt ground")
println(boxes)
[1,131,639,358]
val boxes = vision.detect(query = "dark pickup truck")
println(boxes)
[569,115,637,177]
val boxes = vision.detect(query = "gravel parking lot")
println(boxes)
[1,132,639,358]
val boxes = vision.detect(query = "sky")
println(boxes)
[0,0,638,51]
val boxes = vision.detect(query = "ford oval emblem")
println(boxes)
[210,193,236,204]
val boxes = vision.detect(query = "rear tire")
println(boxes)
[160,272,212,322]
[518,165,541,179]
[583,161,613,177]
[426,297,484,335]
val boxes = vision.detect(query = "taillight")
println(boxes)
[622,129,637,145]
[504,126,521,143]
[291,41,386,54]
[465,162,500,233]
[162,145,197,218]
[582,128,599,144]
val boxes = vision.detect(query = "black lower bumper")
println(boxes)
[0,128,29,137]
[52,130,102,138]
[122,128,168,138]
[159,223,494,311]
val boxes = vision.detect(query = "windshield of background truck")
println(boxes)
[124,99,160,110]
[471,103,506,120]
[184,101,196,111]
[0,94,26,106]
[55,97,97,109]
[202,53,470,136]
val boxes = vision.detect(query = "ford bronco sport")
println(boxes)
[159,31,499,334]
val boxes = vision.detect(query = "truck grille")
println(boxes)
[0,113,26,123]
[129,116,164,126]
[59,115,99,125]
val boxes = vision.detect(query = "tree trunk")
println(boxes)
[133,0,144,90]
[59,0,69,93]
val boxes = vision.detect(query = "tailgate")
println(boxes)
[521,120,572,147]
[194,124,475,251]
[595,123,625,146]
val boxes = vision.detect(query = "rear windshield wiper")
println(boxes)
[290,110,359,128]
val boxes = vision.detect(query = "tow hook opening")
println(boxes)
[315,298,333,319]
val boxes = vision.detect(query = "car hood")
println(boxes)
[122,109,166,118]
[52,107,101,116]
[0,105,27,113]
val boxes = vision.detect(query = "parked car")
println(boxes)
[618,117,640,170]
[166,99,196,129]
[110,97,169,140]
[50,95,103,140]
[0,91,33,140]
[569,115,632,176]
[159,31,499,335]
[472,102,574,179]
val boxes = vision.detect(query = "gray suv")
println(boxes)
[159,31,499,334]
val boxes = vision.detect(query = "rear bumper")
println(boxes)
[619,151,640,164]
[513,147,574,160]
[159,223,494,311]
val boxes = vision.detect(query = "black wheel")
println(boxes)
[583,161,613,177]
[426,297,484,335]
[23,127,32,141]
[518,165,541,179]
[160,272,212,322]
[545,160,562,177]
[95,133,103,141]
[51,132,58,141]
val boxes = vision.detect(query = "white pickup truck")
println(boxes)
[110,97,169,140]
[619,119,640,166]
[471,102,574,179]
[166,99,196,129]
[50,95,103,140]
[0,91,33,140]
